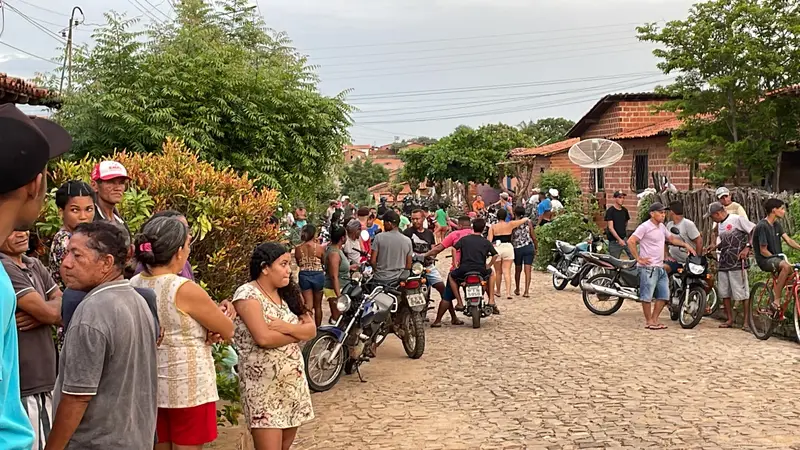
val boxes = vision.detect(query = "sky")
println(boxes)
[1,0,698,145]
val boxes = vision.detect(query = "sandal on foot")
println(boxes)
[742,326,752,333]
[719,323,733,328]
[451,319,464,326]
[522,293,530,298]
[430,322,443,328]
[491,305,501,315]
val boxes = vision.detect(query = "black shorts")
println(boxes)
[450,266,492,282]
[514,244,535,266]
[758,256,783,273]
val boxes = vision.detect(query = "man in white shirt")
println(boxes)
[549,189,564,212]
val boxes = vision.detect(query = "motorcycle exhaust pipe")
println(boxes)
[546,265,570,280]
[580,281,639,301]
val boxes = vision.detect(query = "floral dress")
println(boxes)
[49,228,71,288]
[232,283,314,429]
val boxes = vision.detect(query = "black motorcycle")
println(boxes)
[547,231,604,290]
[459,272,492,328]
[579,253,639,316]
[665,229,708,329]
[394,258,428,358]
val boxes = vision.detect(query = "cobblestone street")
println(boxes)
[293,270,800,450]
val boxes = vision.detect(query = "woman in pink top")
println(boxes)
[628,203,695,330]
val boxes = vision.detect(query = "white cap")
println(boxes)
[91,161,129,181]
[549,188,559,197]
[715,187,730,198]
[340,195,350,202]
[499,192,509,199]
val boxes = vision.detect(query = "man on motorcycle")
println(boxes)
[664,201,702,274]
[628,203,696,330]
[449,218,499,310]
[404,209,463,327]
[370,210,413,284]
[706,201,755,329]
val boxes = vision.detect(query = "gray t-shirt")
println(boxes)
[666,218,701,263]
[54,280,157,450]
[372,229,413,282]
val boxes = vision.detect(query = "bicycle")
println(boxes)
[748,256,800,342]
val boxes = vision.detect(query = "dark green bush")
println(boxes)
[534,204,600,270]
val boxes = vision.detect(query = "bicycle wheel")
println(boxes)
[749,281,775,340]
[793,294,800,344]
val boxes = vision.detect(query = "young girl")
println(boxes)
[49,180,95,287]
[294,224,325,327]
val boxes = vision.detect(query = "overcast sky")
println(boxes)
[1,0,697,145]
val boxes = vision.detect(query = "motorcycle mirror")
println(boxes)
[670,227,680,235]
[360,230,370,241]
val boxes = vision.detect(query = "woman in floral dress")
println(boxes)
[233,242,316,450]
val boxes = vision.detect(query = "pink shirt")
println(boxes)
[631,219,669,267]
[442,229,473,272]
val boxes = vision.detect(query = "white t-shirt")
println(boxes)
[551,199,564,212]
[666,218,701,263]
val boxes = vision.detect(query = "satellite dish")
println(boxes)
[568,139,624,169]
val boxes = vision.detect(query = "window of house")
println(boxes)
[589,168,605,192]
[632,151,649,192]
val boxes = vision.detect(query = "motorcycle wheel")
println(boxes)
[679,286,706,329]
[704,286,720,317]
[302,332,347,392]
[552,261,569,290]
[582,273,624,316]
[471,305,481,329]
[669,303,680,321]
[401,309,426,359]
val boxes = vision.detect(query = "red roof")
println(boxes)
[0,73,60,107]
[510,138,579,157]
[611,118,683,140]
[343,144,373,151]
[767,84,800,97]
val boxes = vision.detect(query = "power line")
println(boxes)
[5,3,66,43]
[305,21,646,51]
[354,77,674,124]
[127,0,164,24]
[346,72,661,100]
[351,125,419,137]
[11,0,62,17]
[312,30,637,63]
[140,0,171,21]
[0,39,59,64]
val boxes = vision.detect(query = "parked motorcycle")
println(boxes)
[394,259,428,358]
[459,272,493,328]
[666,253,709,328]
[303,265,395,392]
[546,231,604,290]
[579,253,639,316]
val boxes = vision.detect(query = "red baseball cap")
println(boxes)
[91,161,130,181]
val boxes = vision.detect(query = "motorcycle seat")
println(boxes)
[555,240,576,254]
[596,254,637,270]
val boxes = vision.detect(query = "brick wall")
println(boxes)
[549,152,582,180]
[582,101,676,139]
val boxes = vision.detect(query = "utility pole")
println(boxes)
[59,6,84,94]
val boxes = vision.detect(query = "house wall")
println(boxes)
[582,101,676,139]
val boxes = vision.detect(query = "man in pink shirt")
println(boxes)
[425,216,496,326]
[628,203,695,330]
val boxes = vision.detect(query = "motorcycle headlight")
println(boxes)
[411,262,424,276]
[688,263,704,275]
[336,295,351,312]
[351,271,363,283]
[596,243,603,252]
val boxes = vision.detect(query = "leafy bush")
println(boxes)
[44,138,280,300]
[637,192,656,225]
[534,202,600,270]
[537,170,580,203]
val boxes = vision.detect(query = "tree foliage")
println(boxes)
[518,117,576,145]
[340,157,390,205]
[54,0,352,203]
[401,124,533,196]
[637,0,800,186]
[538,170,581,203]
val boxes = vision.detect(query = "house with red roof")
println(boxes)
[0,73,60,107]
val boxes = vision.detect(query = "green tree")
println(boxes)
[401,124,533,202]
[518,117,576,145]
[340,157,390,201]
[538,170,580,203]
[637,0,800,186]
[54,0,352,203]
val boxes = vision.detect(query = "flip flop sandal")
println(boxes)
[430,322,443,328]
[451,319,464,326]
[718,323,733,328]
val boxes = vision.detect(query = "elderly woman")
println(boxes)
[49,221,158,449]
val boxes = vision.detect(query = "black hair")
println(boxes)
[497,208,508,221]
[150,210,185,220]
[55,180,95,209]
[669,201,684,216]
[458,215,471,226]
[300,224,317,242]
[330,226,347,244]
[764,198,784,215]
[134,216,188,270]
[472,218,486,233]
[249,242,306,316]
[73,221,130,270]
[514,206,526,218]
[411,209,425,216]
[357,207,370,218]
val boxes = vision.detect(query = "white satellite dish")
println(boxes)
[568,138,624,192]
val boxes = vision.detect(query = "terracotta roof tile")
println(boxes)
[0,73,60,107]
[510,138,580,157]
[767,84,800,97]
[611,118,683,140]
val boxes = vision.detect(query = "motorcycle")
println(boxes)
[395,258,428,357]
[303,265,397,392]
[546,230,605,290]
[665,229,709,329]
[459,272,492,328]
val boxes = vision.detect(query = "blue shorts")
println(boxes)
[514,244,535,266]
[639,266,669,302]
[426,267,444,286]
[298,270,324,292]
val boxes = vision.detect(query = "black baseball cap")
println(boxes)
[382,209,400,225]
[613,190,626,198]
[0,104,71,194]
[648,202,669,213]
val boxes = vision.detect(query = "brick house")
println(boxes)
[1,73,60,107]
[510,138,582,196]
[343,144,373,162]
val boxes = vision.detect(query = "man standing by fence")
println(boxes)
[605,191,632,259]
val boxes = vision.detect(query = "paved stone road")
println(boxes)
[292,269,800,450]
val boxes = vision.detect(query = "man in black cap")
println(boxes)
[0,103,72,448]
[605,190,632,259]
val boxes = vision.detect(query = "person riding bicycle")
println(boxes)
[448,218,499,310]
[753,198,800,312]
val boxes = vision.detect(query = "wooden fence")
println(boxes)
[646,188,796,238]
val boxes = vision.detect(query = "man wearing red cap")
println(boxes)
[91,161,130,226]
